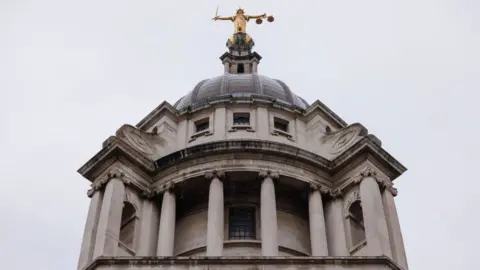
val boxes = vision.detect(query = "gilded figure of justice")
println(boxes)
[212,7,274,50]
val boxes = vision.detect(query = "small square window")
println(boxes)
[233,113,250,126]
[228,207,256,240]
[195,118,209,133]
[274,117,289,133]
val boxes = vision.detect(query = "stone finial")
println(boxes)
[259,170,280,180]
[204,170,225,180]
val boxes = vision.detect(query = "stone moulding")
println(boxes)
[79,137,406,199]
[85,256,402,270]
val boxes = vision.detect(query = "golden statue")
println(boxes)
[213,8,274,46]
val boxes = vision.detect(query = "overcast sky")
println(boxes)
[1,0,479,269]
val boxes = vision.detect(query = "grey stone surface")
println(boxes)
[77,46,409,270]
[174,73,309,111]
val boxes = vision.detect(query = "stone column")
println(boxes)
[259,170,279,256]
[358,168,392,257]
[137,192,160,256]
[206,170,225,256]
[77,188,104,270]
[156,183,176,256]
[308,184,329,256]
[324,194,349,256]
[382,186,409,269]
[93,170,127,259]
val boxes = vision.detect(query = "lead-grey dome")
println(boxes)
[174,73,309,110]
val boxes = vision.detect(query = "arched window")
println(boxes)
[119,202,137,250]
[347,200,366,248]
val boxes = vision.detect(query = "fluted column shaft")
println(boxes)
[157,185,176,256]
[206,171,225,256]
[309,184,329,256]
[382,187,409,269]
[359,174,392,257]
[93,176,126,259]
[77,189,103,270]
[260,171,279,256]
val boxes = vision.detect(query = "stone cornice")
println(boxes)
[85,256,402,270]
[331,136,407,180]
[155,139,405,181]
[135,101,178,131]
[305,100,348,129]
[78,137,155,182]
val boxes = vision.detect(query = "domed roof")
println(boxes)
[174,73,309,110]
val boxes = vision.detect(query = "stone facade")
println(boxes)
[76,32,408,270]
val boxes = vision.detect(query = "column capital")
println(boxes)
[309,182,330,195]
[204,170,225,180]
[354,167,393,192]
[88,168,127,198]
[259,170,279,180]
[156,182,176,195]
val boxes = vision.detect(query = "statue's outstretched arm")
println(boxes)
[247,13,266,20]
[213,16,233,21]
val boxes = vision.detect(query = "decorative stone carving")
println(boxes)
[88,168,126,198]
[258,170,280,180]
[115,123,176,160]
[308,122,369,160]
[204,170,225,180]
[309,183,330,195]
[352,167,397,195]
[344,191,362,215]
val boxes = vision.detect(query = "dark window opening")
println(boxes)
[233,113,250,126]
[348,201,366,247]
[195,118,209,133]
[119,202,136,249]
[237,63,245,74]
[229,207,256,240]
[274,117,289,133]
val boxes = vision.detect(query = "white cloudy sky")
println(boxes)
[1,0,479,269]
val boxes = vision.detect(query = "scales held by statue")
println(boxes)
[212,7,274,50]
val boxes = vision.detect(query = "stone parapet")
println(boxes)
[86,256,402,270]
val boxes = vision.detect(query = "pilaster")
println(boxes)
[259,170,279,256]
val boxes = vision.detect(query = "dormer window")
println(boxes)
[274,117,289,133]
[195,118,209,133]
[233,113,250,126]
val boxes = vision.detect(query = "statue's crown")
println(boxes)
[236,8,244,13]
